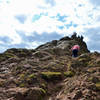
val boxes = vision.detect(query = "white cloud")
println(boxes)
[25,41,43,49]
[0,20,22,44]
[0,0,94,36]
[4,0,45,15]
[0,41,4,44]
[0,0,100,52]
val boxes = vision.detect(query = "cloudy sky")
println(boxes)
[0,0,100,53]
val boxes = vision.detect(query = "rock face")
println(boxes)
[0,34,100,100]
[36,33,89,55]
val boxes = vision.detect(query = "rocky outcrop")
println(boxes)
[0,34,100,100]
[36,33,89,55]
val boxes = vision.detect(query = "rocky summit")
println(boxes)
[0,33,100,100]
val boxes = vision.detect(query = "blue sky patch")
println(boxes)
[58,26,64,29]
[65,22,78,29]
[32,14,41,22]
[73,24,78,27]
[56,13,67,22]
[15,15,27,24]
[32,13,48,22]
[78,4,83,7]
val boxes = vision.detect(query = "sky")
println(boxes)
[0,0,100,53]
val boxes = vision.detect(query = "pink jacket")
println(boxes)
[71,45,80,50]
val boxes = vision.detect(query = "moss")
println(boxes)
[41,72,62,81]
[41,83,46,89]
[88,77,93,81]
[4,52,14,58]
[67,62,72,70]
[95,82,100,90]
[37,88,46,100]
[26,74,36,84]
[39,88,46,94]
[64,71,75,77]
[60,61,65,65]
[19,74,26,79]
[16,74,27,87]
[28,74,35,79]
[19,83,25,87]
[16,73,37,86]
[78,58,86,62]
[0,52,14,62]
[14,79,27,87]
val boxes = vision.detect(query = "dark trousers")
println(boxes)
[72,49,78,57]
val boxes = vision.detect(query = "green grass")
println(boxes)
[64,71,75,77]
[41,71,62,80]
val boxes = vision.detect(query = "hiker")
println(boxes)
[71,44,80,57]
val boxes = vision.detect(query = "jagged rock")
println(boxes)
[36,33,89,55]
[60,36,71,41]
[72,90,82,99]
[0,34,100,100]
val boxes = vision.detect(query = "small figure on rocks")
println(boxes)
[71,44,80,57]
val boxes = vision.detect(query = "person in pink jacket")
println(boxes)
[71,45,80,57]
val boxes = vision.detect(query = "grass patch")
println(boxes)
[28,74,35,79]
[64,71,75,77]
[95,82,100,90]
[41,71,62,81]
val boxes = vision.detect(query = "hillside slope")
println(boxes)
[0,34,100,100]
